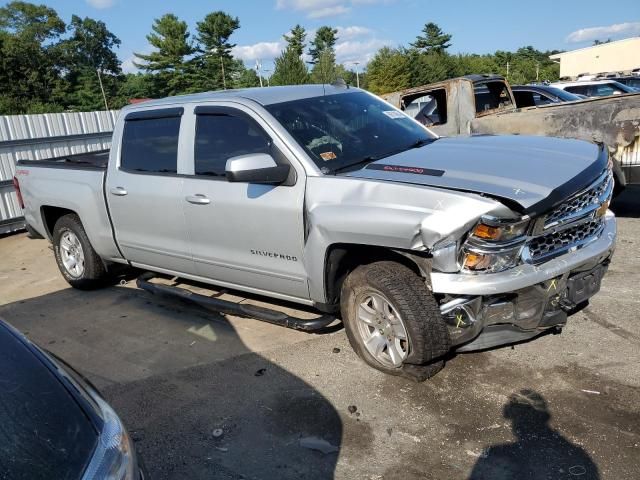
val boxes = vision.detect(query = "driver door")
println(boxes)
[180,104,309,301]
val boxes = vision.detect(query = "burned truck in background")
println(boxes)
[382,75,640,189]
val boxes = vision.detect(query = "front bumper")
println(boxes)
[432,212,616,350]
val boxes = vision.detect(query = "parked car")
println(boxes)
[610,76,640,91]
[382,75,640,187]
[0,318,143,479]
[552,79,637,97]
[14,85,616,380]
[511,84,584,107]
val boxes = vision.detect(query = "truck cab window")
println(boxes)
[402,89,447,126]
[121,116,180,173]
[194,114,271,176]
[474,81,513,114]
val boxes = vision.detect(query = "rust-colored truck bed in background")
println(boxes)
[383,76,640,186]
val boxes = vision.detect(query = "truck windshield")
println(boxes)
[265,91,436,173]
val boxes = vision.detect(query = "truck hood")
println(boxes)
[345,135,607,215]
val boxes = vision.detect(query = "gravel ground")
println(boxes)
[0,187,638,479]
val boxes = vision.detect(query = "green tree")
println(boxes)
[0,1,66,113]
[134,14,195,96]
[57,15,122,110]
[283,24,306,57]
[271,47,308,85]
[411,22,452,54]
[309,26,338,84]
[232,61,261,88]
[366,47,411,94]
[271,25,308,86]
[308,25,337,63]
[195,11,240,90]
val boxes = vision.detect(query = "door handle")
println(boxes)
[110,186,128,196]
[186,194,211,205]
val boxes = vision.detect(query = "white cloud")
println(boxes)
[232,41,285,62]
[121,55,139,74]
[276,0,387,18]
[335,38,390,64]
[86,0,116,9]
[231,23,389,68]
[308,5,351,18]
[567,22,640,43]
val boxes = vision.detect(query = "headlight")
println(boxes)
[82,394,138,480]
[461,215,529,273]
[470,216,530,242]
[461,247,522,273]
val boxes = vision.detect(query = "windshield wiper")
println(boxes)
[331,137,435,174]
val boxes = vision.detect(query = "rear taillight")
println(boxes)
[12,176,25,209]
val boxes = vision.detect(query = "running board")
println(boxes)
[136,273,338,333]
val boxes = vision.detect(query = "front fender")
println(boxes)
[303,176,510,303]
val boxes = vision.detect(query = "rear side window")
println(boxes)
[564,85,589,96]
[121,114,181,173]
[194,114,271,177]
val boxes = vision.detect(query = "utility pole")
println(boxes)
[536,62,540,82]
[506,61,510,79]
[96,69,109,111]
[353,61,360,88]
[255,59,264,88]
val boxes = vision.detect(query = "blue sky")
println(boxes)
[33,0,640,74]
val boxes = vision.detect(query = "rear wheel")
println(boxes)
[340,261,451,381]
[52,214,108,290]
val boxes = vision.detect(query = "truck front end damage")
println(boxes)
[430,170,616,351]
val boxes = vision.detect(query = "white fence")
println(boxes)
[0,110,119,234]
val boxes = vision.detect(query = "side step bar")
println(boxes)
[136,273,338,333]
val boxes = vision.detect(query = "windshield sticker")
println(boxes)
[382,110,405,119]
[320,151,337,161]
[366,164,445,177]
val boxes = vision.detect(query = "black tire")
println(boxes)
[340,261,451,381]
[52,214,108,290]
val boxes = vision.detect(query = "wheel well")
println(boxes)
[41,206,76,239]
[324,244,429,307]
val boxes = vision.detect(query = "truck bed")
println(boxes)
[16,150,109,170]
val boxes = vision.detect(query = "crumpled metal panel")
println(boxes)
[0,110,119,233]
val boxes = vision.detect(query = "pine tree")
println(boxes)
[411,22,452,54]
[195,11,240,90]
[134,14,195,97]
[308,26,338,84]
[283,24,306,57]
[271,25,308,86]
[308,26,337,63]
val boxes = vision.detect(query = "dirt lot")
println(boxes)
[1,188,639,480]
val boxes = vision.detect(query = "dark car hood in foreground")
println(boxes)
[0,321,97,480]
[345,135,607,215]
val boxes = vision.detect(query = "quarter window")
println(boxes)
[121,116,181,173]
[194,114,271,177]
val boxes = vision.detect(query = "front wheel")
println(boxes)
[340,261,451,381]
[52,214,108,290]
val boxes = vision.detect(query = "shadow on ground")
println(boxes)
[0,285,342,480]
[468,389,599,480]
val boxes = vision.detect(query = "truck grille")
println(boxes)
[528,219,604,260]
[524,170,613,264]
[543,173,611,228]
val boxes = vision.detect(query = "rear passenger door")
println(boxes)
[180,104,309,301]
[106,107,195,274]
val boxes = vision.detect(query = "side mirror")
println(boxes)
[225,153,290,185]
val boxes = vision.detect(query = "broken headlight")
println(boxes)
[461,215,529,273]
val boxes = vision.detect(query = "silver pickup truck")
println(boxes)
[14,85,616,380]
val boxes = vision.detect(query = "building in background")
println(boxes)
[550,37,640,79]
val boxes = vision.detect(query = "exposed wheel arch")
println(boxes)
[41,206,77,240]
[323,243,431,309]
